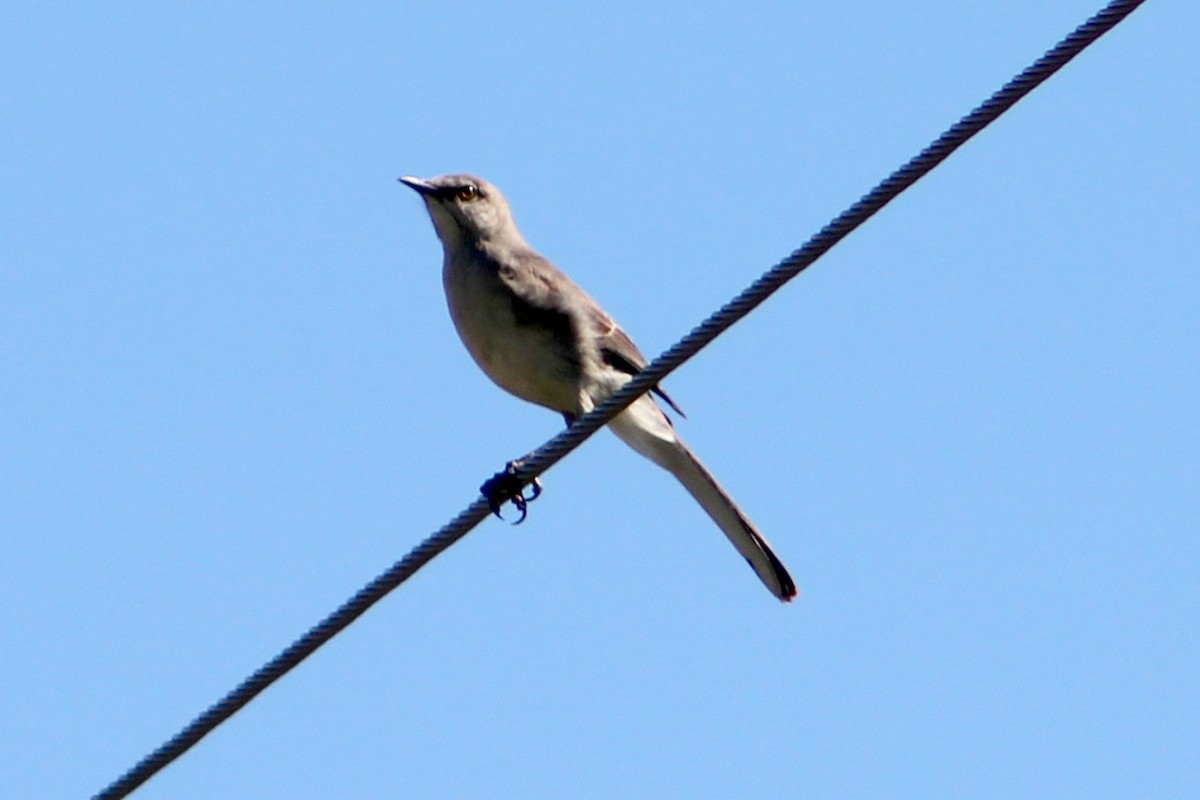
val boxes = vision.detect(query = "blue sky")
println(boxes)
[2,2,1197,798]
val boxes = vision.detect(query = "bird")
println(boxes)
[399,173,796,602]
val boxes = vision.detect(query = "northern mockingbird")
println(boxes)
[399,173,796,602]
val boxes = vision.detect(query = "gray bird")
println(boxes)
[399,173,796,602]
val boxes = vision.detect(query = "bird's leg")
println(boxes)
[480,459,542,524]
[481,414,575,523]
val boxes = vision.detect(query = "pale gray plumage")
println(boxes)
[399,173,796,602]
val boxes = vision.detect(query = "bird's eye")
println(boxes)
[456,184,479,201]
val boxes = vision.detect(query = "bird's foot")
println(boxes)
[480,460,542,524]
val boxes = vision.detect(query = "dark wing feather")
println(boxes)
[591,306,686,418]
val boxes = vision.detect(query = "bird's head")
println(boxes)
[399,173,522,250]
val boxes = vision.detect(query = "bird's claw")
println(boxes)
[481,461,542,524]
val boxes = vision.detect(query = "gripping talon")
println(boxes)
[481,462,542,524]
[511,492,529,524]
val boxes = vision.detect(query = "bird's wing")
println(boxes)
[500,248,685,418]
[590,305,686,419]
[494,251,584,370]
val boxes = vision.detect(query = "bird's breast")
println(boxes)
[442,255,582,414]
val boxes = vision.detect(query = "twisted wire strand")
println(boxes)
[518,0,1147,480]
[93,2,1147,797]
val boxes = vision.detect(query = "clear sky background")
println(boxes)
[2,2,1196,798]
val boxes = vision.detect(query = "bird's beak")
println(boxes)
[398,176,437,196]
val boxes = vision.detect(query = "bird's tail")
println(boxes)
[608,396,797,602]
[665,441,797,602]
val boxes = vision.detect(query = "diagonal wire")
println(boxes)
[92,1,1147,797]
[508,0,1149,485]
